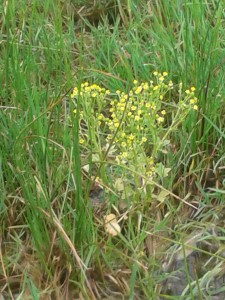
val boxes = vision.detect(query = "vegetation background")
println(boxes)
[0,0,225,299]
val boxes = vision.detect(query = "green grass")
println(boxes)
[1,0,225,299]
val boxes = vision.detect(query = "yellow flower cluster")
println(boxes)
[71,82,111,145]
[146,156,156,177]
[101,74,173,162]
[184,87,198,110]
[70,72,198,168]
[71,82,110,98]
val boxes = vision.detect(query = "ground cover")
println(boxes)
[0,1,225,299]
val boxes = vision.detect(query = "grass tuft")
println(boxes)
[1,0,225,298]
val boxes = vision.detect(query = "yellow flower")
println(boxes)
[133,79,138,85]
[134,86,142,94]
[128,134,135,141]
[141,137,147,143]
[85,86,91,92]
[134,115,140,121]
[191,86,196,92]
[147,157,154,164]
[90,84,96,90]
[131,106,137,111]
[161,110,166,115]
[163,72,168,76]
[71,87,79,98]
[97,114,103,120]
[157,116,164,123]
[153,71,158,76]
[128,112,132,116]
[193,105,198,110]
[146,170,153,176]
[185,89,190,94]
[168,80,173,87]
[79,138,85,144]
[142,82,149,90]
[121,142,126,147]
[121,152,128,158]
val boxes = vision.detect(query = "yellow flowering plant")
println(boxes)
[70,72,198,199]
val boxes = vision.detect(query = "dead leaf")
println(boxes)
[156,190,170,203]
[104,214,121,237]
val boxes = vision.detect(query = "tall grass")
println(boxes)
[0,0,224,299]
